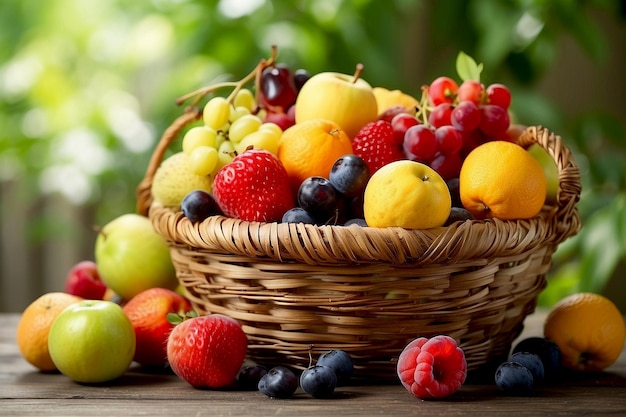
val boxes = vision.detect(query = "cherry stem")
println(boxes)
[352,63,364,84]
[175,45,279,107]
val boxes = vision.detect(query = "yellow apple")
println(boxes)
[295,65,378,138]
[363,160,451,229]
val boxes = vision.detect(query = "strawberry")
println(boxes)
[213,149,295,222]
[352,120,405,174]
[122,287,193,367]
[167,314,248,388]
[397,335,467,399]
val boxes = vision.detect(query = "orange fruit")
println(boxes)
[16,292,82,371]
[544,292,625,371]
[459,140,546,220]
[277,119,354,191]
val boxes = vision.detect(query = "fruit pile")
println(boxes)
[151,47,554,229]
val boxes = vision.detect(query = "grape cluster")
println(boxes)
[281,154,370,226]
[182,89,284,178]
[393,77,512,181]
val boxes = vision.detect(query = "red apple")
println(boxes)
[167,314,248,388]
[64,260,108,300]
[122,287,193,367]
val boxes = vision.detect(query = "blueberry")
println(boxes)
[495,362,534,394]
[281,207,320,225]
[512,337,562,376]
[300,365,337,398]
[510,352,544,383]
[344,218,367,227]
[317,349,354,385]
[181,190,223,223]
[236,365,268,390]
[329,154,370,197]
[258,366,298,399]
[297,177,340,218]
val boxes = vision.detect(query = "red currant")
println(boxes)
[457,80,484,105]
[428,76,458,106]
[486,83,511,109]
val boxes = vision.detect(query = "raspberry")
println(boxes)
[352,120,405,174]
[213,149,295,222]
[397,335,467,399]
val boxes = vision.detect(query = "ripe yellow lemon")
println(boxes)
[544,292,625,371]
[363,160,451,229]
[372,87,419,115]
[459,140,547,220]
[151,152,213,207]
[16,292,82,371]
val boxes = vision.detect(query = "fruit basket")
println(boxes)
[136,106,581,380]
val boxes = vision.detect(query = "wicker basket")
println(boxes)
[136,106,581,379]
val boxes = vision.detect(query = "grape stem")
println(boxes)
[175,45,279,107]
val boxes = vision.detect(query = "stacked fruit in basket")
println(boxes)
[151,48,556,229]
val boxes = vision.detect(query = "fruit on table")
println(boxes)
[122,287,193,367]
[316,349,354,386]
[48,300,136,383]
[278,119,354,192]
[294,64,378,138]
[95,213,177,300]
[236,364,268,390]
[509,351,545,383]
[167,314,248,388]
[512,337,562,377]
[257,366,299,398]
[494,361,534,394]
[397,335,467,399]
[543,292,626,371]
[213,149,295,222]
[300,365,338,399]
[363,159,452,229]
[64,260,107,300]
[459,140,547,220]
[151,152,213,207]
[16,292,83,372]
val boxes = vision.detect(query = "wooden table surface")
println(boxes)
[1,310,625,416]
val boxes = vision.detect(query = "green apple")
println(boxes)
[527,144,559,204]
[95,213,177,300]
[294,65,378,138]
[48,300,136,383]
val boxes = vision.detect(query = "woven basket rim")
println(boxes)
[135,108,582,266]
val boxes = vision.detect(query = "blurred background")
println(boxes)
[1,0,625,313]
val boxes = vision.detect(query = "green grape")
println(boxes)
[229,114,263,143]
[215,131,227,150]
[233,88,256,112]
[230,106,251,122]
[203,96,232,131]
[235,129,281,155]
[258,122,283,137]
[217,140,236,170]
[188,146,219,176]
[182,126,218,155]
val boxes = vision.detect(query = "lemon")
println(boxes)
[363,160,451,229]
[151,152,213,207]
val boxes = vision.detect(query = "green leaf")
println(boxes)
[167,312,184,325]
[456,51,483,82]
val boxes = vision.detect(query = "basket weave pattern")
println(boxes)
[137,107,581,379]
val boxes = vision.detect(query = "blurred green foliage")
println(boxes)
[1,0,624,305]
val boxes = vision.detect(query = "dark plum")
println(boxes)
[300,365,337,398]
[258,366,298,399]
[329,154,370,197]
[293,68,311,91]
[181,190,223,223]
[297,176,340,218]
[444,207,474,226]
[236,365,268,390]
